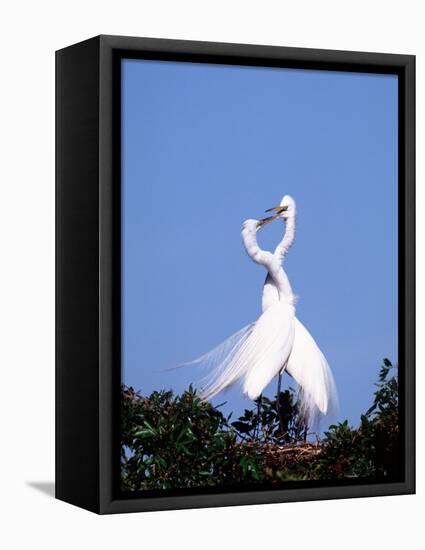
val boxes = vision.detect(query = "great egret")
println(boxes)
[183,195,337,425]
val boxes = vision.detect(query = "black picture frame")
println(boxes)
[56,34,415,514]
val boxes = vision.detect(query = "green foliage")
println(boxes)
[121,385,263,490]
[231,389,307,444]
[317,358,400,479]
[121,359,400,491]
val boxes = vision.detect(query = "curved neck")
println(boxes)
[274,215,296,264]
[242,221,294,304]
[268,262,294,304]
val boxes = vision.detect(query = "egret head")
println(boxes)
[278,195,296,219]
[258,195,296,227]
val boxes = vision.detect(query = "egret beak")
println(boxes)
[265,205,288,214]
[257,205,288,228]
[258,211,282,228]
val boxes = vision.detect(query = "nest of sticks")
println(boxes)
[262,441,322,468]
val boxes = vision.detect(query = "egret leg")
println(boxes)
[276,369,286,440]
[255,394,262,441]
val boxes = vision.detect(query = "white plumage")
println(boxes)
[286,318,337,419]
[182,195,337,426]
[242,300,295,399]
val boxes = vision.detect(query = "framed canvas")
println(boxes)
[56,35,415,514]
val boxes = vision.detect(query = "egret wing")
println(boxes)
[177,323,254,372]
[241,300,295,400]
[286,317,338,420]
[199,301,295,401]
[175,323,255,399]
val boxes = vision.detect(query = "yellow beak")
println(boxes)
[265,205,288,213]
[258,205,288,228]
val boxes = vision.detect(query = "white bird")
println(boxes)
[182,195,337,426]
[258,196,337,423]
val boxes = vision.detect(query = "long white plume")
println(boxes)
[180,300,296,403]
[199,301,295,401]
[178,323,255,398]
[286,318,338,427]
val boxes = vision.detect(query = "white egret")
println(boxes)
[183,195,337,426]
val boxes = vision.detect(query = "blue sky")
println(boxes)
[121,58,398,429]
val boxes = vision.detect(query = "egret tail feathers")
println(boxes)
[176,323,255,400]
[286,318,338,428]
[202,301,295,402]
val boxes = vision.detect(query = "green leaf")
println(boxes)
[231,421,252,434]
[134,429,154,439]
